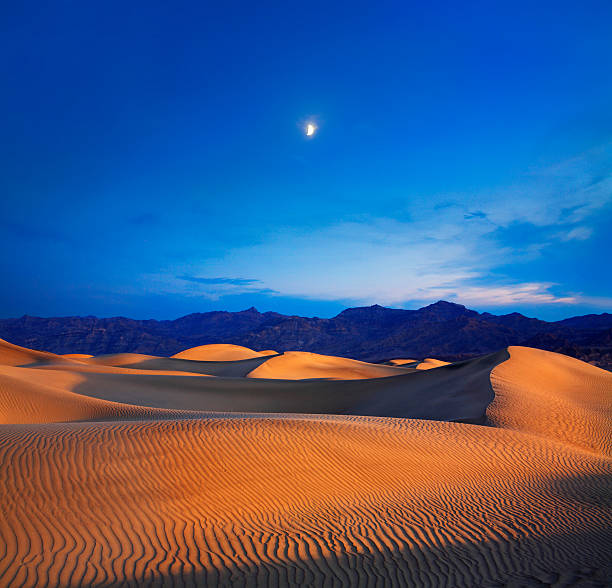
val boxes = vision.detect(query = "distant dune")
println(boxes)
[172,343,277,361]
[0,337,610,586]
[388,358,418,365]
[247,351,414,379]
[388,357,451,369]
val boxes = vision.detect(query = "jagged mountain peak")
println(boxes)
[1,302,610,370]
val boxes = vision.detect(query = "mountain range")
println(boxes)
[1,300,611,370]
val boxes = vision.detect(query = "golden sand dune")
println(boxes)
[490,346,612,454]
[33,351,501,422]
[247,351,415,379]
[416,357,450,369]
[62,353,94,359]
[87,352,161,365]
[172,343,277,361]
[1,416,609,587]
[388,357,450,369]
[87,351,275,377]
[387,357,449,370]
[0,338,68,367]
[0,365,193,425]
[0,342,610,586]
[25,361,215,377]
[388,358,418,366]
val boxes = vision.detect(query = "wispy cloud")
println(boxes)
[178,275,261,286]
[558,226,593,241]
[157,274,280,300]
[464,210,487,220]
[146,145,611,309]
[424,283,578,306]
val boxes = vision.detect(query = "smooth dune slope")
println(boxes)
[247,351,415,380]
[0,338,66,367]
[0,365,194,424]
[172,343,276,361]
[87,352,275,377]
[23,361,214,377]
[490,346,612,454]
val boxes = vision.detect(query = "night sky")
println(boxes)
[2,1,611,320]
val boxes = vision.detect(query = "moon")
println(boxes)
[306,123,317,136]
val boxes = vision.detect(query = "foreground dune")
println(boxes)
[0,341,610,587]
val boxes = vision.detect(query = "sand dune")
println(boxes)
[87,352,163,365]
[1,416,609,587]
[388,358,418,366]
[387,357,450,369]
[87,352,274,377]
[25,362,214,377]
[490,345,612,454]
[27,350,502,422]
[0,365,193,425]
[0,338,67,366]
[172,343,277,361]
[247,351,415,379]
[0,341,610,586]
[416,357,450,369]
[387,357,449,370]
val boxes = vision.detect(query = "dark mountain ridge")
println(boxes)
[1,301,611,371]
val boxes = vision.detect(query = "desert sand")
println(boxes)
[388,358,450,369]
[247,351,415,379]
[172,343,277,361]
[0,338,610,586]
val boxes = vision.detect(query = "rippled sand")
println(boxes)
[1,339,610,586]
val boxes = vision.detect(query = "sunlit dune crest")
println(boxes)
[0,337,610,586]
[388,357,451,369]
[247,350,415,379]
[172,343,276,361]
[388,358,418,366]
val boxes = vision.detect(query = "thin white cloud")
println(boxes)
[423,283,578,306]
[146,144,611,309]
[558,226,593,241]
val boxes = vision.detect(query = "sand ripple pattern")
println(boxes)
[1,416,610,587]
[0,343,611,586]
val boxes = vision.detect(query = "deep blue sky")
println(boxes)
[1,0,611,320]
